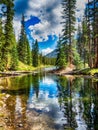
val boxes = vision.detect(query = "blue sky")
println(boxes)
[14,0,87,55]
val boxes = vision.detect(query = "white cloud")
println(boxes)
[13,0,87,42]
[42,48,53,55]
[13,18,21,41]
[76,0,88,21]
[24,0,62,42]
[27,0,87,41]
[75,0,88,32]
[29,21,50,41]
[76,0,87,11]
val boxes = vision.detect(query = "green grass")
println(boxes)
[17,61,52,71]
[17,61,35,71]
[89,69,98,75]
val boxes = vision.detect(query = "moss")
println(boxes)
[89,69,98,75]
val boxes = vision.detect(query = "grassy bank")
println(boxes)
[17,61,53,71]
[17,61,35,71]
[0,61,53,77]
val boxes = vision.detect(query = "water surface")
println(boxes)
[0,73,98,130]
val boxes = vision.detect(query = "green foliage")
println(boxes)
[58,45,67,68]
[10,45,18,70]
[56,41,67,69]
[26,39,31,65]
[0,0,18,71]
[39,53,43,65]
[17,61,35,71]
[32,39,39,67]
[62,0,76,64]
[42,56,56,65]
[17,15,31,65]
[73,47,83,69]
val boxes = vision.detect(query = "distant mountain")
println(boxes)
[45,49,57,58]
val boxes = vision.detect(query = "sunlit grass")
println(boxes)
[17,61,53,71]
[17,61,35,71]
[89,69,98,75]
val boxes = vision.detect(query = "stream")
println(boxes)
[0,71,98,130]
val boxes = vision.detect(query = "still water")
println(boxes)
[0,72,98,130]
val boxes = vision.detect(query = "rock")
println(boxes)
[5,94,10,98]
[17,124,23,127]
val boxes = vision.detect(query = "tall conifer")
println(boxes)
[1,0,18,70]
[17,14,31,65]
[62,0,76,64]
[33,40,39,67]
[56,36,67,69]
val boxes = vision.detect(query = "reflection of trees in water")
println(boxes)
[57,76,98,130]
[82,79,98,130]
[1,74,98,129]
[57,76,77,129]
[93,81,98,130]
[0,75,32,96]
[2,74,41,129]
[0,75,33,129]
[32,73,40,98]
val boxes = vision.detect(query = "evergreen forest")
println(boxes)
[0,0,98,72]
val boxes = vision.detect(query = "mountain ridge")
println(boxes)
[45,49,57,58]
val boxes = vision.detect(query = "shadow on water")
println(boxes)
[0,72,98,130]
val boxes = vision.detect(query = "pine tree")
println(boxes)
[26,39,31,65]
[56,36,67,69]
[39,53,43,65]
[1,0,18,70]
[17,14,31,65]
[62,0,76,64]
[33,39,39,67]
[10,44,18,70]
[83,0,98,68]
[31,41,34,66]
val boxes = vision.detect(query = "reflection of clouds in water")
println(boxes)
[27,76,63,122]
[73,96,87,130]
[42,77,55,85]
[40,77,58,98]
[28,97,58,112]
[27,88,58,111]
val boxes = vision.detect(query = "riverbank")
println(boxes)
[1,64,98,78]
[0,65,53,77]
[50,67,98,77]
